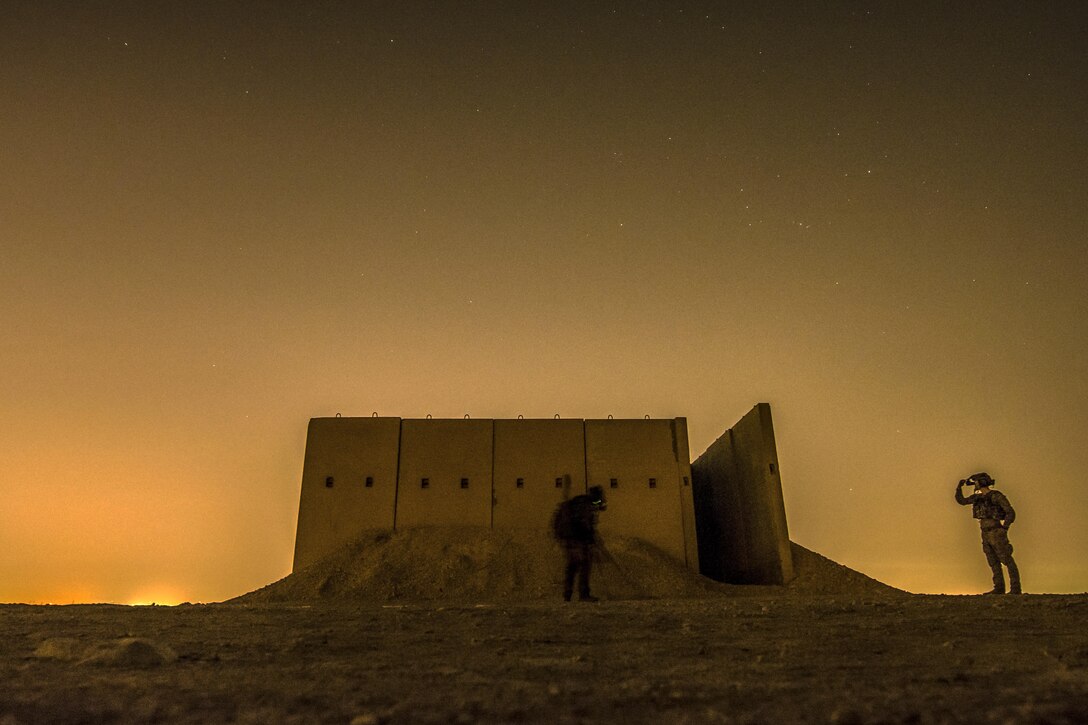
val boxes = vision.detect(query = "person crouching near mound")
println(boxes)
[552,485,607,602]
[955,472,1021,595]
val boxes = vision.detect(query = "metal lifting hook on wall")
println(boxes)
[335,412,342,418]
[372,411,378,417]
[464,414,470,419]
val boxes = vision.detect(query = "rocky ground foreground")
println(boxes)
[2,595,1087,724]
[2,530,1085,723]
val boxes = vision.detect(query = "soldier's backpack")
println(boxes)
[552,499,575,541]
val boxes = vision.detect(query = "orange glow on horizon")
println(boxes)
[123,585,188,607]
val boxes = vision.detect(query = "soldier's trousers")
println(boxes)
[981,526,1020,593]
[563,542,593,600]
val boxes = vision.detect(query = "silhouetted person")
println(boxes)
[552,485,607,602]
[955,472,1021,594]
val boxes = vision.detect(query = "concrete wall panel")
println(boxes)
[395,419,493,528]
[492,419,587,530]
[585,419,690,565]
[293,417,401,572]
[691,403,793,584]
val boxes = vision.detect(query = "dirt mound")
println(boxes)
[233,527,900,603]
[235,527,722,603]
[784,543,902,596]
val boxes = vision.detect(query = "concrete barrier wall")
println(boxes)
[293,415,745,575]
[586,418,692,565]
[691,403,793,584]
[492,419,586,530]
[292,417,401,571]
[395,419,494,528]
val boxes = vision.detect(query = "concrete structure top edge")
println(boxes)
[310,416,403,421]
[308,416,690,423]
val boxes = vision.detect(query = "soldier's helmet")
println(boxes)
[969,472,995,489]
[588,485,607,509]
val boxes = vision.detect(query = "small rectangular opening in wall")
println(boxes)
[769,463,776,474]
[516,477,525,489]
[325,476,334,488]
[609,478,618,489]
[460,477,469,489]
[555,477,563,488]
[421,477,430,489]
[648,477,657,488]
[365,476,374,488]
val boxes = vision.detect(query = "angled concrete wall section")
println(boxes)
[691,403,793,584]
[293,417,401,572]
[587,418,697,569]
[396,418,494,528]
[492,419,586,530]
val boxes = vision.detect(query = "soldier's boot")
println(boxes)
[987,569,1005,595]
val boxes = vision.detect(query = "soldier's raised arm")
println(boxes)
[954,479,974,505]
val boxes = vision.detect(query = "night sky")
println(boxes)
[3,2,1086,603]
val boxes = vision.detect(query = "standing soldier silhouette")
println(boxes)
[955,472,1021,594]
[552,485,607,602]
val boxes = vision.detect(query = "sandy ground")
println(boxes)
[3,531,1084,723]
[2,593,1087,724]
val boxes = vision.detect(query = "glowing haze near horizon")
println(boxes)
[2,2,1086,603]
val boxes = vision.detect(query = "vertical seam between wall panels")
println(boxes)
[392,418,403,532]
[490,420,495,529]
[582,420,589,496]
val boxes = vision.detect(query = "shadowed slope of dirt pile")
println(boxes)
[235,527,722,603]
[784,543,902,596]
[234,527,901,603]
